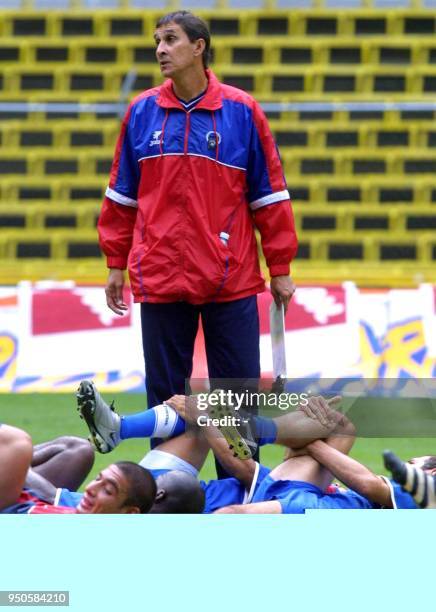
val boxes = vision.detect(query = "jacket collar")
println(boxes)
[157,69,223,111]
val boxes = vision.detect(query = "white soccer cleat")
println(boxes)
[76,380,121,454]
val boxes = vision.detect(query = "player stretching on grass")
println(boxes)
[75,381,423,512]
[1,392,346,515]
[0,423,156,514]
[172,393,419,513]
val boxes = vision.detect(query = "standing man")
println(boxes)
[97,11,298,463]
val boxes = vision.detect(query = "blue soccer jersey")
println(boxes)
[252,476,374,513]
[252,474,418,513]
[279,484,375,513]
[149,464,270,514]
[381,478,417,509]
[201,464,271,514]
[149,466,246,513]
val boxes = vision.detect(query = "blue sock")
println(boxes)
[254,416,278,446]
[120,404,186,440]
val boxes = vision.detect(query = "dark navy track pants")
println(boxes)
[140,296,261,474]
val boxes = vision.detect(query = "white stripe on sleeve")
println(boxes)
[249,189,290,211]
[105,187,138,208]
[243,462,261,504]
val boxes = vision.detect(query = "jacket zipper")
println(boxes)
[183,112,190,154]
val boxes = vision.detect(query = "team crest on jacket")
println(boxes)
[149,130,163,146]
[206,131,221,150]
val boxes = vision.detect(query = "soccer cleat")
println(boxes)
[207,390,258,460]
[383,450,436,509]
[76,380,121,454]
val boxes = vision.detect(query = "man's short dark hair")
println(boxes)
[156,11,212,68]
[151,470,205,514]
[115,461,157,514]
[422,456,436,471]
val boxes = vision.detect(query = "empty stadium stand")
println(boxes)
[0,7,435,285]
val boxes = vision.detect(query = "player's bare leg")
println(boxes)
[0,424,33,511]
[273,396,350,448]
[31,436,95,491]
[269,399,356,492]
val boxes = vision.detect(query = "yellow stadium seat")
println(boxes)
[1,7,436,280]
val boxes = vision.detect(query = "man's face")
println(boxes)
[154,22,203,79]
[76,465,137,514]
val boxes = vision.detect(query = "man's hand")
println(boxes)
[299,395,344,430]
[270,275,296,313]
[166,395,200,426]
[105,268,128,315]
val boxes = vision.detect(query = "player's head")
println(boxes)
[155,11,211,73]
[76,462,156,514]
[408,455,436,474]
[150,470,205,514]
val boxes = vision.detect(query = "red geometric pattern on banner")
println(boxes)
[257,285,346,335]
[32,289,131,335]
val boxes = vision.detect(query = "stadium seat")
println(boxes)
[1,6,436,283]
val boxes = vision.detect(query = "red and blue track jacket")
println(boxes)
[98,70,298,304]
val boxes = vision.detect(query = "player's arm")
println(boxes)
[0,424,33,511]
[98,105,139,315]
[305,441,392,507]
[253,201,297,312]
[168,396,256,488]
[246,101,297,312]
[214,501,282,514]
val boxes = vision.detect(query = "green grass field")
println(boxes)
[2,391,436,491]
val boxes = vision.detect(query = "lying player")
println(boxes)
[0,417,254,515]
[219,436,420,513]
[213,425,432,513]
[75,381,366,513]
[145,394,421,512]
[2,388,349,515]
[0,423,156,514]
[76,382,417,512]
[5,391,425,514]
[0,395,261,514]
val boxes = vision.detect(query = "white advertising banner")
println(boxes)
[0,281,434,392]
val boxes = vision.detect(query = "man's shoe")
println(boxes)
[207,390,258,460]
[76,380,121,454]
